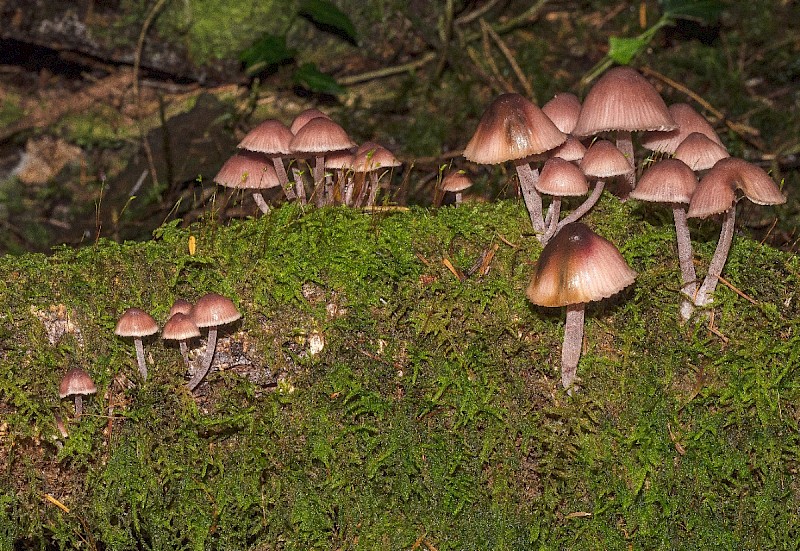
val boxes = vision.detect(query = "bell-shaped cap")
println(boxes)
[573,66,676,136]
[162,312,201,341]
[352,143,401,172]
[579,140,633,179]
[542,92,582,134]
[290,108,330,134]
[238,119,294,155]
[59,367,97,399]
[640,103,724,153]
[527,222,636,307]
[191,293,242,328]
[549,136,586,163]
[214,151,280,190]
[673,132,729,171]
[463,93,566,164]
[535,157,589,196]
[630,159,698,204]
[115,307,159,338]
[289,117,356,155]
[439,171,473,193]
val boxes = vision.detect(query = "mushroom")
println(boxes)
[687,158,785,308]
[573,66,676,192]
[59,367,97,418]
[526,222,636,390]
[162,312,201,369]
[214,151,282,214]
[438,170,473,206]
[351,143,402,207]
[187,293,242,391]
[534,157,589,243]
[463,93,566,237]
[237,118,297,201]
[115,307,159,380]
[630,159,699,320]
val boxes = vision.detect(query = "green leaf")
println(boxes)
[239,34,296,75]
[293,63,346,95]
[299,0,358,44]
[608,36,648,65]
[661,0,725,23]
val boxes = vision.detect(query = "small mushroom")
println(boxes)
[59,367,97,418]
[526,223,636,390]
[162,312,201,369]
[115,307,159,380]
[187,293,242,391]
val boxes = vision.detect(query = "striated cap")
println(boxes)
[630,159,698,204]
[573,66,676,136]
[290,108,330,134]
[289,117,356,155]
[238,119,294,156]
[59,367,97,398]
[688,158,785,218]
[526,222,636,307]
[162,312,201,341]
[549,136,587,163]
[535,157,589,196]
[463,93,566,164]
[673,132,730,171]
[579,140,633,178]
[168,298,193,318]
[640,103,724,153]
[214,151,280,190]
[115,307,159,338]
[542,92,582,134]
[439,171,473,193]
[352,143,402,172]
[191,293,242,328]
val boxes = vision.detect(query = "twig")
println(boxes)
[481,19,536,100]
[442,257,465,281]
[133,0,169,101]
[338,52,438,86]
[455,0,502,25]
[715,275,758,305]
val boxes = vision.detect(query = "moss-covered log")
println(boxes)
[1,199,799,549]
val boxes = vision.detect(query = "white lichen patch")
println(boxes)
[30,304,84,347]
[308,332,325,355]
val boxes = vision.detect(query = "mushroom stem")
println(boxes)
[187,328,218,391]
[616,131,636,191]
[555,180,606,233]
[252,193,271,214]
[695,205,736,307]
[514,161,545,234]
[672,205,697,321]
[562,303,585,390]
[292,167,307,205]
[454,191,463,205]
[179,341,190,369]
[74,395,83,418]
[313,155,326,206]
[134,338,148,380]
[543,197,562,244]
[271,157,296,201]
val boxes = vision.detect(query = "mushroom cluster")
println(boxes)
[216,109,402,212]
[459,65,785,388]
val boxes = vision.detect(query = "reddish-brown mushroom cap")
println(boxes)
[238,119,294,155]
[289,117,356,155]
[214,152,280,190]
[535,157,589,196]
[168,299,193,319]
[630,159,698,204]
[191,293,242,328]
[673,132,730,172]
[115,308,158,338]
[579,140,634,179]
[439,171,474,193]
[352,144,402,172]
[463,93,566,164]
[640,103,724,153]
[526,222,637,307]
[573,66,677,136]
[289,108,331,134]
[549,136,587,163]
[541,92,582,135]
[59,367,97,399]
[162,312,201,341]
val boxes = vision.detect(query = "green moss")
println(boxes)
[1,201,799,549]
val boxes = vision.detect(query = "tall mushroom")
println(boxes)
[237,118,297,201]
[214,151,282,214]
[59,367,97,418]
[573,66,676,192]
[526,222,636,390]
[187,293,242,391]
[630,159,699,320]
[687,158,785,307]
[115,307,159,380]
[463,93,566,237]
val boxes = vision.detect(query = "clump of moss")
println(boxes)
[1,200,799,548]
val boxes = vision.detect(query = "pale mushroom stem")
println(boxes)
[179,341,190,369]
[134,338,148,380]
[514,161,545,234]
[366,172,380,207]
[616,131,636,191]
[292,167,307,205]
[454,191,463,205]
[695,205,736,307]
[542,198,561,244]
[672,205,697,321]
[74,395,83,418]
[313,155,326,206]
[271,158,296,201]
[252,193,271,214]
[562,303,585,390]
[555,180,606,233]
[187,328,218,391]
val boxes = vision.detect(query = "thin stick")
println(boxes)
[481,19,536,101]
